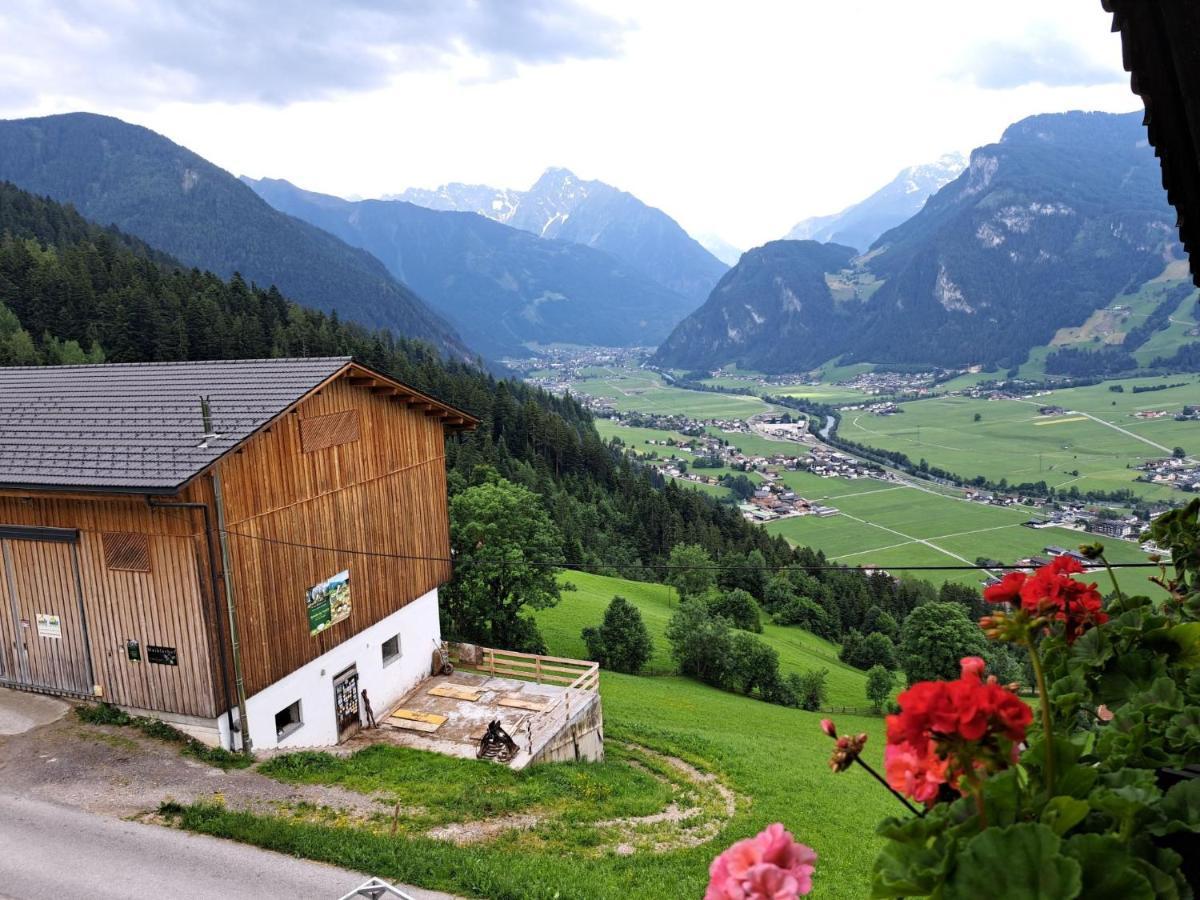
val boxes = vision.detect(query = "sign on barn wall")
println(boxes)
[35,613,61,639]
[306,569,352,636]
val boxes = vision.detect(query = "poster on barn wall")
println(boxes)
[306,569,351,636]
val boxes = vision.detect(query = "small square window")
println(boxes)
[381,634,401,666]
[275,700,302,740]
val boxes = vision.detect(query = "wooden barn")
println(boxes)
[0,357,476,751]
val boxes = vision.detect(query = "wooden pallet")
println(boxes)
[498,694,553,712]
[428,684,484,701]
[385,709,448,733]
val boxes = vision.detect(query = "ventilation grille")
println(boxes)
[300,409,361,453]
[103,532,151,572]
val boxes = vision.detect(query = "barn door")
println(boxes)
[332,665,360,742]
[0,526,94,696]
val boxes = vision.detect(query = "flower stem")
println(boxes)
[852,756,925,818]
[1099,553,1124,605]
[1026,640,1055,795]
[967,770,989,829]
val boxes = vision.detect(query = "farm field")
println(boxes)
[574,366,777,419]
[167,672,891,900]
[840,374,1200,500]
[1133,288,1199,365]
[765,477,1152,586]
[707,427,808,459]
[535,571,872,707]
[593,419,699,447]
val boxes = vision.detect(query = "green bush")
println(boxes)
[708,588,762,633]
[581,596,654,675]
[898,601,988,684]
[840,629,898,671]
[727,631,780,696]
[666,599,733,686]
[789,669,829,711]
[865,664,896,710]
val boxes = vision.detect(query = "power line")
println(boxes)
[218,526,1162,573]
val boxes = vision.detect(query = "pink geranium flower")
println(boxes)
[706,823,817,899]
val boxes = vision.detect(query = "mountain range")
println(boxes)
[655,111,1193,373]
[242,177,699,357]
[0,113,471,360]
[393,167,728,303]
[784,153,967,253]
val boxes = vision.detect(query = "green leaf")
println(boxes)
[1090,769,1162,827]
[1150,778,1200,836]
[1062,834,1156,899]
[942,823,1081,900]
[1134,677,1183,712]
[1068,626,1112,672]
[1040,796,1089,836]
[871,813,955,898]
[1165,622,1200,669]
[1165,707,1200,747]
[979,768,1022,827]
[1055,763,1098,800]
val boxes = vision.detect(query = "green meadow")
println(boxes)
[167,672,891,900]
[535,571,871,706]
[840,374,1200,500]
[574,366,777,419]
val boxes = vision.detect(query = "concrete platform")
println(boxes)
[344,671,603,769]
[0,687,69,735]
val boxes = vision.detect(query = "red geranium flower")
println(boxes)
[884,657,1031,806]
[983,555,1108,643]
[983,571,1026,605]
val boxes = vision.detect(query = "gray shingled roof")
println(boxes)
[0,357,353,492]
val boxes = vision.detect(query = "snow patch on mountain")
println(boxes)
[784,152,967,252]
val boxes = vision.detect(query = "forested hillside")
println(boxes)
[243,177,698,358]
[655,111,1199,374]
[0,112,470,359]
[653,240,858,371]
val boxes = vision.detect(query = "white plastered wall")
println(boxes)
[217,587,439,751]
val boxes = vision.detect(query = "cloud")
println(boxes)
[953,31,1124,90]
[0,0,629,108]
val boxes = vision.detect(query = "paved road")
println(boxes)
[0,793,456,900]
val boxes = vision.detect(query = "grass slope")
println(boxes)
[535,571,871,706]
[168,674,892,900]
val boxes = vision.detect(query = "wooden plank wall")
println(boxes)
[0,494,219,716]
[4,540,92,694]
[200,376,453,697]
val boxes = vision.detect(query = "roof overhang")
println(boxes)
[1104,0,1200,286]
[340,361,479,432]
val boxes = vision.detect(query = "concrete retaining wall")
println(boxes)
[529,693,604,765]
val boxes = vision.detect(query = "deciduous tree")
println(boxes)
[443,473,562,652]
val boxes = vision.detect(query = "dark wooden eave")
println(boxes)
[1104,0,1200,286]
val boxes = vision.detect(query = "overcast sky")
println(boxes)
[0,0,1139,248]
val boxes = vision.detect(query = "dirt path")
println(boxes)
[418,741,741,856]
[0,711,384,820]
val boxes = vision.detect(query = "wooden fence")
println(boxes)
[476,647,600,693]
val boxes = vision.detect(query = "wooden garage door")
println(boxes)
[0,526,94,696]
